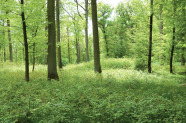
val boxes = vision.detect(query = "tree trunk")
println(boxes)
[76,37,80,64]
[91,0,102,73]
[103,28,109,57]
[170,27,175,73]
[32,42,36,72]
[32,28,38,72]
[85,0,89,62]
[47,0,59,80]
[6,14,13,62]
[148,0,153,73]
[170,1,176,74]
[4,47,6,62]
[44,25,48,65]
[21,0,29,82]
[181,47,185,66]
[56,0,63,69]
[67,27,71,63]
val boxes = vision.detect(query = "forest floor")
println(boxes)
[0,58,186,122]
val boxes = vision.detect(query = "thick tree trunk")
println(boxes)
[170,27,175,73]
[6,15,13,62]
[21,0,29,82]
[47,0,59,80]
[91,0,102,73]
[85,0,89,61]
[56,0,63,69]
[148,0,153,73]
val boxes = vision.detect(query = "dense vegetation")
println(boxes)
[0,59,186,122]
[0,0,186,122]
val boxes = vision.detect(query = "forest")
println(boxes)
[0,0,185,122]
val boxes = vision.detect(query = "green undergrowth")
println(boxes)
[0,58,185,122]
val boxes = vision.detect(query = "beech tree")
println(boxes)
[47,0,59,80]
[56,0,63,69]
[21,0,29,82]
[91,0,102,73]
[148,0,153,73]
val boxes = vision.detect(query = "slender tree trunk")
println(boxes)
[170,27,175,73]
[32,42,36,72]
[56,0,63,69]
[4,47,6,62]
[85,0,89,61]
[47,0,59,80]
[103,28,109,57]
[76,38,80,64]
[67,27,71,63]
[6,14,13,62]
[148,0,153,73]
[16,49,17,62]
[44,25,48,65]
[32,28,38,72]
[91,0,102,73]
[170,1,176,74]
[21,0,29,82]
[181,47,185,66]
[159,3,164,64]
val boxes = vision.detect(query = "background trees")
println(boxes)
[0,0,185,79]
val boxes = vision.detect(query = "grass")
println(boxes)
[0,58,185,122]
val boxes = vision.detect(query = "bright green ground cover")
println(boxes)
[0,58,185,122]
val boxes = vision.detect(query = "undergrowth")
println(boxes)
[0,58,185,122]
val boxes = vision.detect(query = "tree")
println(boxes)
[170,0,176,73]
[56,0,63,69]
[47,0,59,80]
[148,0,153,73]
[21,0,29,82]
[91,0,102,73]
[98,3,113,57]
[85,0,89,61]
[6,12,13,62]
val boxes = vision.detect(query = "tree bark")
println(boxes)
[103,28,109,57]
[170,27,175,73]
[4,47,6,62]
[148,0,153,73]
[6,14,13,62]
[32,42,36,72]
[85,0,89,61]
[181,47,185,66]
[47,0,59,80]
[91,0,102,73]
[67,27,71,63]
[170,1,176,74]
[21,0,29,82]
[56,0,63,69]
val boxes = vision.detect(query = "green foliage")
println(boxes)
[0,58,185,122]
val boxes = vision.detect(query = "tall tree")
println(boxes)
[47,0,59,80]
[56,0,63,69]
[85,0,89,61]
[170,0,176,73]
[98,3,113,57]
[21,0,29,82]
[91,0,102,73]
[148,0,153,73]
[6,12,13,62]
